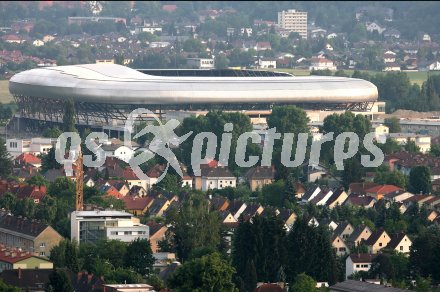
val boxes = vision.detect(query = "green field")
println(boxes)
[269,68,439,86]
[0,80,13,104]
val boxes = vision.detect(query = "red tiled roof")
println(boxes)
[0,248,33,264]
[365,185,402,195]
[162,4,177,12]
[14,153,41,165]
[104,186,123,199]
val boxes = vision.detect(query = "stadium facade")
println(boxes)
[9,64,378,129]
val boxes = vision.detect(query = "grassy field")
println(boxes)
[0,80,13,104]
[270,68,440,86]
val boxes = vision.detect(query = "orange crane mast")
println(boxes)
[75,148,84,211]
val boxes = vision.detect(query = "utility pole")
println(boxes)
[75,148,84,211]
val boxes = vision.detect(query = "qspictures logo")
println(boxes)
[55,108,385,183]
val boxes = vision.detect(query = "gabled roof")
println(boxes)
[333,222,353,237]
[202,166,235,178]
[245,166,275,180]
[365,185,402,195]
[14,153,41,165]
[386,233,410,250]
[330,279,408,292]
[348,253,376,263]
[302,185,320,201]
[122,196,152,210]
[210,196,229,211]
[241,203,262,218]
[0,214,54,238]
[349,182,378,195]
[345,195,376,207]
[364,228,388,246]
[347,224,371,243]
[326,188,346,206]
[228,200,246,215]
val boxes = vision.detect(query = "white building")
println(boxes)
[201,167,237,191]
[71,210,149,244]
[187,58,215,69]
[257,58,277,69]
[372,124,389,143]
[6,138,56,158]
[346,254,376,279]
[32,39,44,47]
[366,22,386,34]
[277,9,308,40]
[428,61,440,71]
[388,133,431,153]
[135,26,162,34]
[100,142,135,163]
[383,51,396,63]
[309,56,337,71]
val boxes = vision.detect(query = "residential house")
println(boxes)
[228,200,247,221]
[301,185,321,204]
[384,29,401,39]
[386,233,412,254]
[365,185,403,200]
[389,133,431,153]
[112,181,130,196]
[256,41,271,51]
[278,209,297,231]
[402,195,434,208]
[245,166,276,191]
[307,216,319,227]
[366,22,386,34]
[0,214,63,257]
[147,197,171,217]
[210,196,230,212]
[365,228,391,254]
[122,196,153,216]
[372,124,389,143]
[345,254,376,279]
[13,185,46,204]
[428,61,440,71]
[127,185,148,197]
[332,235,350,257]
[344,195,377,208]
[326,188,348,209]
[14,153,42,168]
[309,56,337,71]
[348,182,378,196]
[427,210,438,222]
[320,219,338,231]
[241,203,264,221]
[310,189,334,206]
[201,167,236,191]
[100,142,135,163]
[295,182,306,199]
[123,168,149,191]
[148,223,167,253]
[0,247,53,272]
[424,196,440,209]
[100,185,123,199]
[219,211,238,224]
[383,190,414,203]
[333,222,354,240]
[347,225,372,248]
[383,51,396,63]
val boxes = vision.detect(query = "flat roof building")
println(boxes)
[278,9,308,40]
[70,210,148,244]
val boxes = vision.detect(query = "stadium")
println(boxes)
[8,64,378,130]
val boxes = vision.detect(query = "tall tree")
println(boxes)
[290,273,317,292]
[41,147,61,173]
[124,238,155,276]
[409,166,431,194]
[0,137,12,178]
[63,99,76,132]
[47,269,73,292]
[384,117,401,133]
[65,240,79,273]
[164,193,223,261]
[267,105,310,179]
[168,252,236,292]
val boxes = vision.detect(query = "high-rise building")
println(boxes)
[278,9,308,40]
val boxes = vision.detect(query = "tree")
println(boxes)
[0,278,19,292]
[286,218,338,284]
[430,143,440,157]
[409,226,440,283]
[154,173,182,194]
[63,99,76,132]
[168,252,236,292]
[47,269,73,292]
[164,193,223,261]
[404,140,420,153]
[42,126,63,138]
[27,173,48,186]
[215,55,229,69]
[341,156,365,189]
[124,238,155,276]
[41,147,61,173]
[409,166,431,194]
[267,106,310,179]
[65,240,79,273]
[0,192,16,211]
[290,273,317,292]
[384,117,401,133]
[0,137,12,178]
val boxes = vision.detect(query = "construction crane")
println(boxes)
[75,148,84,211]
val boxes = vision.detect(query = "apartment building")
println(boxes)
[277,9,308,39]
